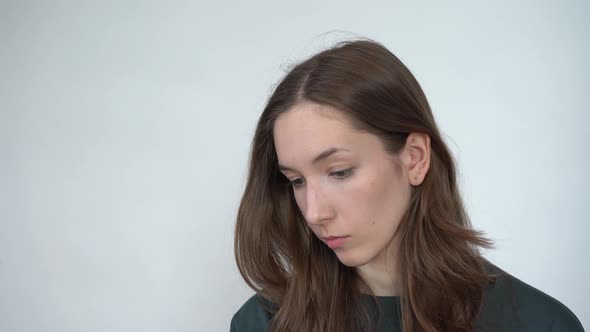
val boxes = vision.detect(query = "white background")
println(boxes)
[1,0,588,331]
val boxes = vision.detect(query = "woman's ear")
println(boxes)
[401,133,431,186]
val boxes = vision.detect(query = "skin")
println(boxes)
[273,101,431,296]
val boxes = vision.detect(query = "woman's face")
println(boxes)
[273,102,413,268]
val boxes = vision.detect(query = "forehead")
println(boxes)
[273,102,365,164]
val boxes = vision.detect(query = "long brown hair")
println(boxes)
[234,37,497,332]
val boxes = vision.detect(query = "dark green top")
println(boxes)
[230,264,584,331]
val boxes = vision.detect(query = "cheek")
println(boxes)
[293,191,303,211]
[335,174,389,224]
[348,169,407,231]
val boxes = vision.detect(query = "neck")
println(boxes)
[356,239,400,296]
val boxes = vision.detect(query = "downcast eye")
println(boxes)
[290,178,304,188]
[331,168,354,179]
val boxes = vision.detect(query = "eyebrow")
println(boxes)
[278,147,351,172]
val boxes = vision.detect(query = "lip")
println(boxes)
[322,236,349,249]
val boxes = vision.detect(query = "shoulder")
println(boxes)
[230,294,275,332]
[477,262,584,332]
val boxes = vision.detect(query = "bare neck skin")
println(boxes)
[356,237,400,296]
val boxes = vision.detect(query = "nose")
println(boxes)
[302,181,333,226]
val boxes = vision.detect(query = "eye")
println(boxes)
[287,168,354,190]
[330,168,354,179]
[289,178,305,188]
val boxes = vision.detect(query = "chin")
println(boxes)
[334,250,372,267]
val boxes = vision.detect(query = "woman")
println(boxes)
[230,38,584,332]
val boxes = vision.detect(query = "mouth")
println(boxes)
[322,235,350,249]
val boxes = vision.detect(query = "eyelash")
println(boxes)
[288,168,354,189]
